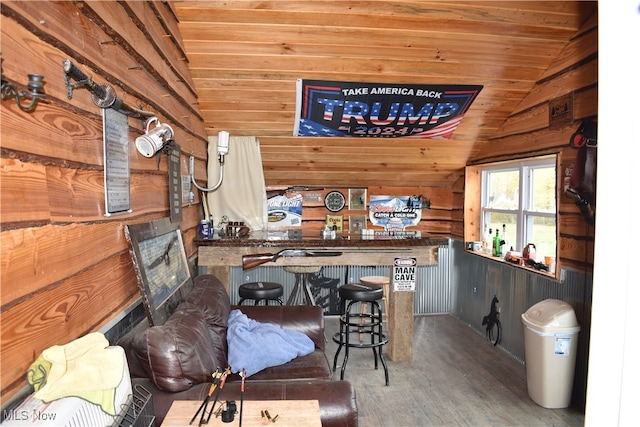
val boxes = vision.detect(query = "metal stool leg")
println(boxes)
[339,300,356,381]
[302,273,316,306]
[359,302,367,342]
[369,302,378,368]
[286,273,303,305]
[372,300,389,385]
[332,298,347,373]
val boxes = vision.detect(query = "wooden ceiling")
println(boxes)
[172,1,597,188]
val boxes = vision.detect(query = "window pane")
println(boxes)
[528,215,556,261]
[531,167,556,212]
[487,170,519,209]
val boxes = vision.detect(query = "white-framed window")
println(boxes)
[480,155,557,261]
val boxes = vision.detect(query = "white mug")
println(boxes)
[135,117,174,157]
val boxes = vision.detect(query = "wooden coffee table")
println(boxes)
[161,400,321,427]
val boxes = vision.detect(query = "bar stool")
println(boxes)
[283,266,322,305]
[359,275,390,326]
[238,282,284,305]
[332,282,389,386]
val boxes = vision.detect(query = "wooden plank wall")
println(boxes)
[278,186,454,236]
[0,1,208,401]
[463,12,598,272]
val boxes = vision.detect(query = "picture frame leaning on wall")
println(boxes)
[124,217,194,326]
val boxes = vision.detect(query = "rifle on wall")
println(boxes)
[242,248,409,270]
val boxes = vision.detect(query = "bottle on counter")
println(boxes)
[501,224,508,256]
[493,229,501,257]
[491,228,497,256]
[481,223,488,253]
[487,228,493,254]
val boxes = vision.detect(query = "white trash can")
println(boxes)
[521,299,580,408]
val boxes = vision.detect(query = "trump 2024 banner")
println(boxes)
[294,79,482,139]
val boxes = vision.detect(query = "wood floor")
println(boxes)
[324,314,585,427]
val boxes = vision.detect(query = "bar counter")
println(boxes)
[195,230,448,247]
[195,230,447,292]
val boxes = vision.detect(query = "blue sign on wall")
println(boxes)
[294,79,482,139]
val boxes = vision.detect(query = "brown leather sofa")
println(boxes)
[118,274,357,427]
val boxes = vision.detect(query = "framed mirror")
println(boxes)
[125,217,193,326]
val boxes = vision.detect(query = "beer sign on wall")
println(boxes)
[294,79,482,139]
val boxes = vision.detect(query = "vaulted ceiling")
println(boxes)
[172,1,597,188]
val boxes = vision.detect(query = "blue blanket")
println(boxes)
[226,309,315,377]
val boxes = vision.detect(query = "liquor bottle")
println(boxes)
[501,224,508,256]
[493,229,501,257]
[487,228,493,254]
[481,223,488,253]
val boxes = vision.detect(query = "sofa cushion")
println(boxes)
[130,304,227,392]
[242,350,332,382]
[185,275,231,351]
[118,274,230,380]
[187,275,231,332]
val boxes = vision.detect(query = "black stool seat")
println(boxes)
[339,283,384,301]
[332,282,389,386]
[238,282,284,305]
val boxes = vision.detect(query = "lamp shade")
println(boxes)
[135,117,174,157]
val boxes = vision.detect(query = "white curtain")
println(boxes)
[206,135,267,232]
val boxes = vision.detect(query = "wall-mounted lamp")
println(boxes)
[189,130,229,192]
[1,59,46,112]
[135,117,174,157]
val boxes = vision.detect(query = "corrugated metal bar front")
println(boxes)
[414,243,452,314]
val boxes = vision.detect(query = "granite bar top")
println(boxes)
[194,230,449,248]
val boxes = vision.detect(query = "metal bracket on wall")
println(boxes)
[62,59,155,120]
